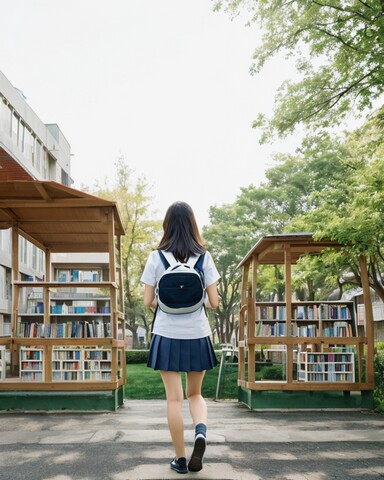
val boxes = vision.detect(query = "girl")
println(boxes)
[141,201,220,474]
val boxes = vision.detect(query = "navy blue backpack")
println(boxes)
[156,250,206,314]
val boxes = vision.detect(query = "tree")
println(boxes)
[213,131,357,304]
[214,0,384,141]
[91,157,162,347]
[290,107,384,300]
[203,203,254,344]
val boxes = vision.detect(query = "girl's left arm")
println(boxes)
[143,284,157,309]
[206,282,219,309]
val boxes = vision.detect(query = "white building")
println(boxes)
[0,71,73,334]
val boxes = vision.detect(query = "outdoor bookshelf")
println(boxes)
[0,180,126,411]
[237,233,375,409]
[20,347,44,382]
[297,349,355,383]
[51,346,112,382]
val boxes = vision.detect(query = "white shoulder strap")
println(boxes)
[161,250,179,267]
[161,250,199,267]
[186,255,199,267]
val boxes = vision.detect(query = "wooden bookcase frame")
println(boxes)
[0,181,126,398]
[238,233,375,395]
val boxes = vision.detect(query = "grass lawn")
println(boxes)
[124,363,239,400]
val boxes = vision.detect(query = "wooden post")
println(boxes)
[117,235,125,342]
[44,250,50,334]
[284,245,293,385]
[246,255,258,384]
[11,226,19,375]
[118,235,124,315]
[247,284,255,384]
[238,263,249,384]
[359,255,374,385]
[107,209,117,341]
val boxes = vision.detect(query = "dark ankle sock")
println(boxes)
[195,423,207,437]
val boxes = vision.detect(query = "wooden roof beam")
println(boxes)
[17,227,47,252]
[0,207,18,221]
[0,199,114,208]
[34,183,52,201]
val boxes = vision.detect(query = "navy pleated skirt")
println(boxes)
[147,334,218,372]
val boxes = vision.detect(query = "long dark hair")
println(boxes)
[158,201,206,262]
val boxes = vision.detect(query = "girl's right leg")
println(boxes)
[186,370,207,426]
[186,371,207,472]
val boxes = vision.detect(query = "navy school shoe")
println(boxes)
[170,456,188,474]
[188,434,206,472]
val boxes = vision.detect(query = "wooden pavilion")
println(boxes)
[0,180,126,410]
[238,233,374,409]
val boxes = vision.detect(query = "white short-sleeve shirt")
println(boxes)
[141,250,220,339]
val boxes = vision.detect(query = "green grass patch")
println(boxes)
[124,363,238,400]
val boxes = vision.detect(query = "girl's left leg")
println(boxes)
[160,370,186,459]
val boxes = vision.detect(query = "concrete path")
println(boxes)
[0,400,384,479]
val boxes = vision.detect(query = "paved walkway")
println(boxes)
[0,400,384,479]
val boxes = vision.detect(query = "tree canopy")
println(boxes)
[214,0,384,141]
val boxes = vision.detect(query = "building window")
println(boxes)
[0,230,11,255]
[11,112,19,145]
[0,99,11,136]
[32,245,37,270]
[23,127,34,164]
[38,250,44,273]
[41,148,48,177]
[61,169,70,186]
[0,266,7,300]
[19,122,25,153]
[35,139,42,172]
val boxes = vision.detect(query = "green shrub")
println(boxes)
[260,364,285,380]
[374,347,384,413]
[126,350,149,364]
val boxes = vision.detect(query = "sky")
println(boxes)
[1,0,301,227]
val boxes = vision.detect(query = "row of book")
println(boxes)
[52,371,112,381]
[254,320,353,337]
[292,304,351,320]
[84,361,111,370]
[322,321,353,337]
[20,372,43,381]
[18,320,112,338]
[0,315,11,337]
[291,324,318,337]
[50,305,110,314]
[305,373,353,382]
[305,353,353,363]
[257,304,352,321]
[53,372,82,381]
[307,363,353,372]
[20,350,42,360]
[53,350,81,361]
[255,322,286,336]
[57,269,102,283]
[20,361,42,371]
[52,361,80,370]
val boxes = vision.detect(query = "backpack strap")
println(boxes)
[194,253,205,274]
[159,250,180,268]
[159,250,205,273]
